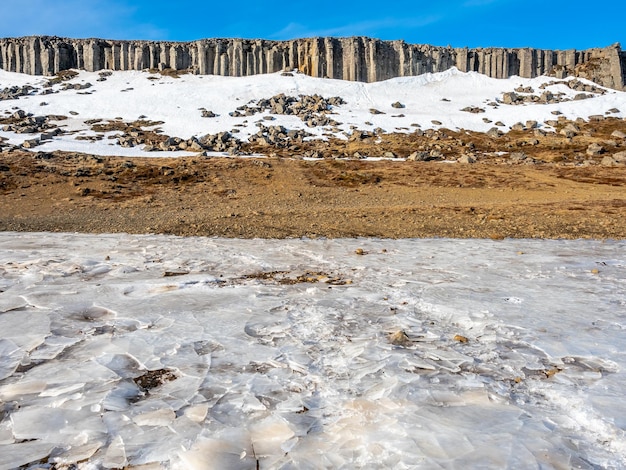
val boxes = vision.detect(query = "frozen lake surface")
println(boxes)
[0,232,625,469]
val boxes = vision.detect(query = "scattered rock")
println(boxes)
[163,271,189,277]
[201,131,241,152]
[0,85,37,101]
[229,94,344,129]
[601,155,620,166]
[610,130,626,139]
[486,127,503,138]
[428,149,444,160]
[133,369,177,391]
[538,91,555,103]
[248,125,311,149]
[40,129,61,140]
[566,79,606,94]
[61,82,92,91]
[1,112,68,140]
[560,123,580,137]
[391,101,405,109]
[348,130,371,142]
[612,151,626,163]
[510,152,527,162]
[389,331,412,347]
[461,106,485,114]
[407,151,429,161]
[501,92,519,104]
[501,80,605,106]
[457,154,476,164]
[21,138,41,149]
[586,143,605,156]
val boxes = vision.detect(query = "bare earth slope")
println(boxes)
[2,147,625,240]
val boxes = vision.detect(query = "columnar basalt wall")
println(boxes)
[0,36,624,90]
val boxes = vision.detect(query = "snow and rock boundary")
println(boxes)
[1,68,625,161]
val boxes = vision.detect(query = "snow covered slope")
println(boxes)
[1,68,625,157]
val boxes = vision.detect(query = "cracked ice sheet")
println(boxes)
[0,233,625,469]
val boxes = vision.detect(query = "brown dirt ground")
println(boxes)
[1,140,625,239]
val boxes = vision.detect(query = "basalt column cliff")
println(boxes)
[0,36,624,90]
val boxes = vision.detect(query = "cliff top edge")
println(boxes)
[0,35,621,53]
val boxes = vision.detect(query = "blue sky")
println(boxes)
[1,0,624,50]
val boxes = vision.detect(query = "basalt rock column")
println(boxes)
[0,36,624,90]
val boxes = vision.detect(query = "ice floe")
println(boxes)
[0,233,624,468]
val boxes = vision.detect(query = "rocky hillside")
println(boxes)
[0,36,624,90]
[1,66,625,163]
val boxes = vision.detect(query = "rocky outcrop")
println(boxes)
[0,36,624,90]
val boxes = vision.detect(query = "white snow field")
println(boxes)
[1,67,625,157]
[0,232,625,468]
